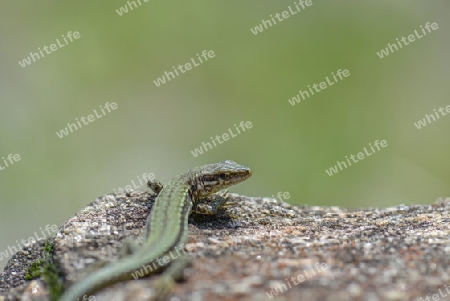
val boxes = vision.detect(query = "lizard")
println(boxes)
[59,160,252,301]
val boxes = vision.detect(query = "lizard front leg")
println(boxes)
[147,180,164,194]
[192,189,231,215]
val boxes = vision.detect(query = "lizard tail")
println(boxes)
[59,258,141,301]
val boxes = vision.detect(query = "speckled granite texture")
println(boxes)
[1,192,449,301]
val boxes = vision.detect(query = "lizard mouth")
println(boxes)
[231,167,252,184]
[242,168,252,179]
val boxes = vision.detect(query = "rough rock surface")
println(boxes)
[1,191,450,301]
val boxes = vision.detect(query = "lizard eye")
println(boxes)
[219,173,227,180]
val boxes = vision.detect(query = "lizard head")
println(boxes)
[190,160,252,197]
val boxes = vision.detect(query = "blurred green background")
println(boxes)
[0,1,449,270]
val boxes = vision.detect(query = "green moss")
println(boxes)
[24,258,44,280]
[24,239,64,301]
